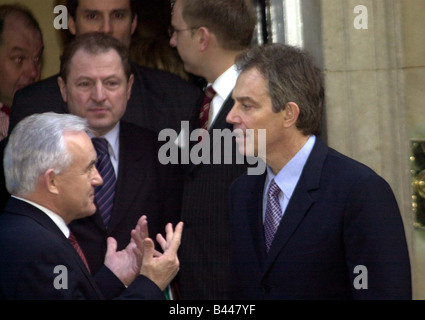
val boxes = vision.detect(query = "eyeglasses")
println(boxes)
[168,26,199,38]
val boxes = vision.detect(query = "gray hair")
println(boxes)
[4,112,89,196]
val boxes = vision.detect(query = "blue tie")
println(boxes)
[264,179,282,252]
[92,137,116,228]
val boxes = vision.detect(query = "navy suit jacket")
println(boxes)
[0,198,165,300]
[69,121,183,274]
[228,137,412,300]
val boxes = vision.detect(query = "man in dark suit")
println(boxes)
[52,32,183,282]
[1,0,202,214]
[0,112,182,299]
[226,43,412,299]
[169,0,257,299]
[9,0,202,135]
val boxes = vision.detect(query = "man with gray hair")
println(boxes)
[0,112,182,300]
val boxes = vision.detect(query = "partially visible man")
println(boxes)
[169,0,257,299]
[9,0,202,136]
[0,4,43,141]
[0,112,182,300]
[226,43,411,299]
[56,33,183,283]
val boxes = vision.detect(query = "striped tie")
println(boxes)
[264,179,283,252]
[199,85,216,130]
[92,137,116,228]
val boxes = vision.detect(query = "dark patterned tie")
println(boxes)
[92,137,116,228]
[1,105,10,116]
[199,85,216,130]
[69,232,91,272]
[264,179,283,252]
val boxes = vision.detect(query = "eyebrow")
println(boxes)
[234,96,258,105]
[9,45,44,56]
[81,8,131,14]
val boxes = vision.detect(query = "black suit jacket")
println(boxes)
[228,137,412,300]
[0,197,165,300]
[70,121,183,274]
[9,63,203,135]
[177,95,250,300]
[1,63,200,221]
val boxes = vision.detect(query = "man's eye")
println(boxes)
[15,57,24,64]
[86,13,98,20]
[113,12,125,19]
[78,81,90,87]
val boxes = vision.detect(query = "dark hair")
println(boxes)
[236,44,325,136]
[0,4,42,45]
[66,0,137,21]
[179,0,256,51]
[60,32,132,81]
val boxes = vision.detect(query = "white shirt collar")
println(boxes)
[87,122,120,162]
[210,64,239,102]
[207,65,239,127]
[266,135,316,200]
[12,195,70,237]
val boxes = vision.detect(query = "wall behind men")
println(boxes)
[0,0,64,79]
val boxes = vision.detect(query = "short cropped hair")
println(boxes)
[179,0,256,51]
[59,32,132,81]
[0,4,42,45]
[236,44,325,136]
[4,112,89,196]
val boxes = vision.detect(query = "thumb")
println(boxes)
[142,238,155,262]
[105,237,118,256]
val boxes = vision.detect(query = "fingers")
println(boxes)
[131,215,149,252]
[157,221,184,253]
[167,222,183,253]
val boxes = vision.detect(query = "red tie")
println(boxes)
[1,105,10,116]
[68,232,91,273]
[199,85,216,130]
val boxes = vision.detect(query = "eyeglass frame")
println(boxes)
[168,26,200,38]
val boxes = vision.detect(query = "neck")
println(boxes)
[266,134,311,175]
[202,49,242,83]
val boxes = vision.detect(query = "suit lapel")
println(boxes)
[5,198,104,298]
[247,173,268,266]
[107,123,148,231]
[264,138,328,270]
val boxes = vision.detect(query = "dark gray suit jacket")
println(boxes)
[177,94,250,300]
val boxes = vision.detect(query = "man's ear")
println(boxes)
[57,77,68,103]
[68,15,77,36]
[45,169,60,195]
[282,102,300,128]
[197,27,211,52]
[130,13,138,35]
